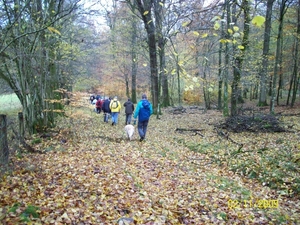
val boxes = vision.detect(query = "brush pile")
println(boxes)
[217,114,288,133]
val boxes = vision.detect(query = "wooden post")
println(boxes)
[18,112,24,141]
[0,114,9,166]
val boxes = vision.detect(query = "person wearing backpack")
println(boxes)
[95,98,103,114]
[102,97,111,123]
[133,94,153,142]
[124,98,135,125]
[109,96,121,126]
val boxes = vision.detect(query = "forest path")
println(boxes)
[1,96,299,224]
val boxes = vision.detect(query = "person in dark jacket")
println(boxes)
[102,97,111,122]
[123,98,135,125]
[90,95,95,104]
[96,98,103,114]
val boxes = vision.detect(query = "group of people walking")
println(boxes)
[89,94,153,141]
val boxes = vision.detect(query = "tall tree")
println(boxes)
[218,9,226,111]
[154,0,170,107]
[287,0,300,107]
[258,0,275,106]
[223,0,230,116]
[130,5,138,103]
[127,0,159,112]
[270,0,291,113]
[230,0,250,116]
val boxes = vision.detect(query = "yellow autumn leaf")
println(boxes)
[228,29,233,34]
[233,26,239,32]
[143,11,149,15]
[214,21,220,30]
[182,21,189,27]
[202,33,208,38]
[47,27,61,35]
[238,45,244,50]
[143,63,147,67]
[193,31,200,36]
[178,60,184,66]
[252,15,266,27]
[159,2,163,6]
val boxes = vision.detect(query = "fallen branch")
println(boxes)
[169,106,186,114]
[215,128,243,151]
[175,128,204,132]
[175,128,205,136]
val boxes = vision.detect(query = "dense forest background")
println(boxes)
[0,0,300,133]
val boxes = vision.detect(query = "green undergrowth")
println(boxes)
[177,138,300,197]
[229,143,300,197]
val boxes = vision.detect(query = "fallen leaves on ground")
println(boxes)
[0,95,300,224]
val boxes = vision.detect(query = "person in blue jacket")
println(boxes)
[133,94,153,142]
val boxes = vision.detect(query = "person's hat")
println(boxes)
[114,96,118,100]
[142,94,147,99]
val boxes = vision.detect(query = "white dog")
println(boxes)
[124,124,135,141]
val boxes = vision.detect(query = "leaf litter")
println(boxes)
[1,94,300,224]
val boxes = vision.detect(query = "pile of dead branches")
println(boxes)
[217,114,288,133]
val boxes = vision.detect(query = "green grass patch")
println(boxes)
[207,174,251,198]
[20,205,40,222]
[0,93,22,115]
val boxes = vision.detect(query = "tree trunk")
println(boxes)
[135,0,159,113]
[130,3,138,104]
[276,37,284,105]
[203,72,211,110]
[270,0,288,113]
[159,43,170,107]
[258,0,275,106]
[231,0,250,116]
[154,0,169,108]
[223,0,230,116]
[218,12,225,111]
[288,0,300,107]
[125,72,130,98]
[176,55,181,106]
[148,26,159,111]
[291,76,300,106]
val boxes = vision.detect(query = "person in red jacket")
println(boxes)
[96,98,103,114]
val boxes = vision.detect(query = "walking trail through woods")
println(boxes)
[1,92,300,224]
